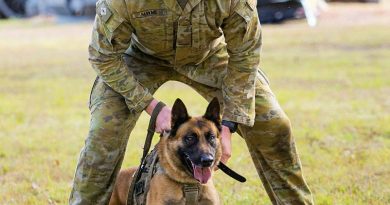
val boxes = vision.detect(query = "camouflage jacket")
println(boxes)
[89,0,262,126]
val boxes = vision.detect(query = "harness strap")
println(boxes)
[127,101,166,205]
[183,184,199,205]
[141,150,159,204]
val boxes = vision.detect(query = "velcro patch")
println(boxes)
[97,1,112,23]
[132,9,167,18]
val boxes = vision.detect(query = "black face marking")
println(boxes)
[177,131,217,172]
[205,131,217,148]
[177,147,197,175]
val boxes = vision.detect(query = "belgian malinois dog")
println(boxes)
[110,98,222,205]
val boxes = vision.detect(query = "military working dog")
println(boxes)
[110,98,223,205]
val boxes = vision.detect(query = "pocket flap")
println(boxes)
[235,1,252,23]
[97,1,112,23]
[97,1,124,33]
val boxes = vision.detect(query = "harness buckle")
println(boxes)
[134,180,145,196]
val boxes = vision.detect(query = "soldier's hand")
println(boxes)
[155,106,172,133]
[219,125,232,166]
[146,99,172,133]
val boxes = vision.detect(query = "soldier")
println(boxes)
[69,0,314,204]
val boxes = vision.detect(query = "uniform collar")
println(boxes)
[163,0,202,15]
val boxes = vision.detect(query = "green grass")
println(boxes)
[1,4,390,204]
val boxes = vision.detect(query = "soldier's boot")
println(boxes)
[177,69,314,205]
[69,56,170,205]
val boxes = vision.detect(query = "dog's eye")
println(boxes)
[206,132,216,141]
[206,132,217,147]
[185,135,196,144]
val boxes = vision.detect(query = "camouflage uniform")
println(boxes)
[69,0,314,204]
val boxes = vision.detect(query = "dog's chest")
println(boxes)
[147,174,217,205]
[163,199,185,205]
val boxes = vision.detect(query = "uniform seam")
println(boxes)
[128,93,153,112]
[122,0,131,22]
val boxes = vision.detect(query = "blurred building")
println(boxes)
[0,0,95,18]
[0,0,332,25]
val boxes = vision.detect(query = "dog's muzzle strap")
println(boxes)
[218,162,247,183]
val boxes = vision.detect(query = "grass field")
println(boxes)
[0,3,389,205]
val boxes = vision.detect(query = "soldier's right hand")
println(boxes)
[155,106,172,134]
[145,99,172,133]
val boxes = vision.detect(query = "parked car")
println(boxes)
[0,0,27,18]
[1,0,312,24]
[257,0,306,23]
[0,0,95,18]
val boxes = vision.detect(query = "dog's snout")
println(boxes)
[200,154,214,167]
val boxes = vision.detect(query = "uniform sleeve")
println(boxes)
[89,0,153,114]
[221,0,262,126]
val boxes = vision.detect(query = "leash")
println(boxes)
[127,102,166,205]
[141,102,166,163]
[217,162,246,183]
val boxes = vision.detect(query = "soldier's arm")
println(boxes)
[89,0,153,114]
[221,0,261,127]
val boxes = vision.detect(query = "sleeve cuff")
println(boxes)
[222,111,255,127]
[126,92,154,114]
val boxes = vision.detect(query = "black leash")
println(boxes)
[141,102,166,163]
[217,162,246,183]
[127,102,166,205]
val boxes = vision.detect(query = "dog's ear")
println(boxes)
[171,98,190,136]
[204,97,221,130]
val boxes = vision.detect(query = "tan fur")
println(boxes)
[109,117,222,205]
[109,168,137,205]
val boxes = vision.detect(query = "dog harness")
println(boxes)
[128,148,200,205]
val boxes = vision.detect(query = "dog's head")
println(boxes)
[160,98,222,184]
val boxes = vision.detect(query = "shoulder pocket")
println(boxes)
[96,1,124,40]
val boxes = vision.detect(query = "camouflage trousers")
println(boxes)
[69,55,314,205]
